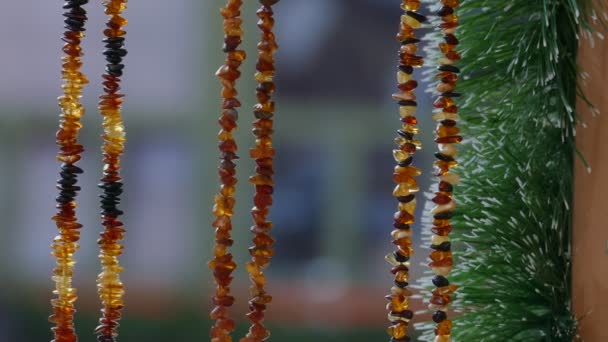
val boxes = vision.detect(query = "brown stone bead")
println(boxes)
[432,193,452,205]
[445,51,461,61]
[435,136,463,144]
[429,255,453,268]
[432,225,453,236]
[437,71,458,83]
[394,210,415,225]
[400,54,424,67]
[439,181,454,192]
[398,80,418,91]
[441,0,459,7]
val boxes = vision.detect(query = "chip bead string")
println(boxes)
[427,1,462,341]
[241,1,280,341]
[49,1,90,341]
[385,1,426,342]
[95,1,129,341]
[208,0,246,341]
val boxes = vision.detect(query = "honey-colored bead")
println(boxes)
[433,285,458,296]
[394,165,422,176]
[397,71,413,83]
[402,0,421,11]
[438,143,457,157]
[401,123,420,134]
[388,322,409,339]
[431,266,452,276]
[431,201,456,215]
[399,105,417,117]
[434,160,458,173]
[439,172,460,184]
[398,199,417,213]
[393,149,411,162]
[393,183,419,197]
[435,335,452,342]
[387,295,410,312]
[435,319,453,335]
[431,235,451,246]
[432,112,460,121]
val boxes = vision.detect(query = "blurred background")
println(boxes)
[0,1,437,340]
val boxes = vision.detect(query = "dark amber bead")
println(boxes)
[398,80,418,91]
[432,193,452,205]
[432,310,447,323]
[432,275,450,287]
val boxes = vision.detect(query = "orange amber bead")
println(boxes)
[435,319,453,335]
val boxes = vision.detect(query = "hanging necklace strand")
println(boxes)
[428,1,461,341]
[386,1,426,341]
[95,1,129,341]
[242,1,279,341]
[209,0,246,340]
[49,1,90,340]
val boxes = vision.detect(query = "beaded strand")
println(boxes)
[386,1,426,342]
[49,1,90,340]
[242,1,280,341]
[427,1,462,341]
[95,1,129,341]
[208,0,246,341]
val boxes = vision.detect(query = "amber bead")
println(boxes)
[432,193,452,205]
[432,225,453,236]
[400,54,424,67]
[242,3,280,341]
[430,251,453,263]
[435,319,453,335]
[437,71,458,84]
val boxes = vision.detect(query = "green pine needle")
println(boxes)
[415,1,604,341]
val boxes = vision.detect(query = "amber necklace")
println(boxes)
[49,1,90,340]
[242,1,279,341]
[95,0,129,341]
[385,1,426,341]
[209,0,245,340]
[427,1,461,341]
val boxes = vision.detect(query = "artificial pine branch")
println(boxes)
[415,1,604,340]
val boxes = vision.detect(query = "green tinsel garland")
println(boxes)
[416,0,604,341]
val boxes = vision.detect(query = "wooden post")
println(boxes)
[573,27,608,341]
